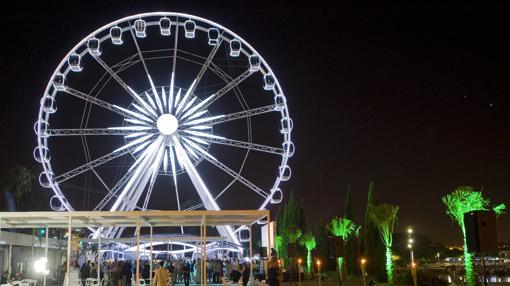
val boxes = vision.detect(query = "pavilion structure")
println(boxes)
[0,210,271,286]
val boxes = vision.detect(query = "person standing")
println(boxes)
[226,260,232,281]
[182,261,190,286]
[230,265,241,285]
[80,262,90,286]
[90,263,98,279]
[168,261,176,286]
[241,263,250,286]
[122,261,132,286]
[267,257,280,286]
[152,261,169,286]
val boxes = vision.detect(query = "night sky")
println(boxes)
[1,2,509,245]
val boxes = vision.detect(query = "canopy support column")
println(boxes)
[136,217,141,286]
[43,226,49,286]
[98,234,101,282]
[66,217,72,286]
[266,210,271,277]
[249,224,253,281]
[8,244,12,279]
[200,221,204,286]
[149,225,153,284]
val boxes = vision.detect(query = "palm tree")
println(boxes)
[299,232,316,273]
[328,217,360,280]
[0,165,34,210]
[367,203,398,284]
[442,187,489,286]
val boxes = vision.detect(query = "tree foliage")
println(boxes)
[442,186,490,286]
[344,188,359,276]
[0,165,34,209]
[328,216,360,240]
[299,232,317,273]
[276,191,306,265]
[363,182,386,281]
[367,202,398,284]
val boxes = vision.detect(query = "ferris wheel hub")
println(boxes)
[157,114,178,135]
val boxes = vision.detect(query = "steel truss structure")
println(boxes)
[35,13,293,245]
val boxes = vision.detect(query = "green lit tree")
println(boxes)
[274,235,283,257]
[299,232,316,273]
[0,165,35,209]
[442,187,489,286]
[367,203,398,284]
[493,203,506,216]
[363,182,386,280]
[276,191,306,265]
[328,217,360,280]
[344,187,359,276]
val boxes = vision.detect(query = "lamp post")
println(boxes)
[408,227,417,286]
[411,262,417,286]
[360,258,367,286]
[407,226,414,265]
[317,260,321,286]
[297,258,302,286]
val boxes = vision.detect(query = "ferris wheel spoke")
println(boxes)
[54,147,132,184]
[63,87,129,118]
[47,128,135,136]
[181,137,270,198]
[141,144,166,210]
[167,145,184,234]
[187,35,223,97]
[198,69,253,111]
[208,104,277,126]
[92,55,152,110]
[202,154,269,199]
[128,24,164,114]
[110,136,164,211]
[93,166,136,211]
[171,136,240,244]
[188,135,284,155]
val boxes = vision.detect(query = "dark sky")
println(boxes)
[1,2,509,245]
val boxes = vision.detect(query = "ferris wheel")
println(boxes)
[34,12,293,243]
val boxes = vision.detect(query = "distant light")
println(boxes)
[34,257,49,275]
[298,258,302,264]
[361,258,366,265]
[411,262,416,268]
[407,227,413,234]
[409,238,414,244]
[316,260,321,266]
[407,244,412,249]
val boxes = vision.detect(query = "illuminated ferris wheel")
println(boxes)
[34,12,293,243]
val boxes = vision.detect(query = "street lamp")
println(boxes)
[297,258,302,286]
[360,258,367,286]
[407,226,414,265]
[317,260,321,286]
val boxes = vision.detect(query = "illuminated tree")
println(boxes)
[344,187,359,276]
[328,217,360,280]
[299,232,316,273]
[274,235,283,257]
[493,203,506,216]
[0,165,34,209]
[442,187,489,286]
[276,191,306,265]
[367,203,398,284]
[363,182,386,280]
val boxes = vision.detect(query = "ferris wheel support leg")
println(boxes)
[171,136,240,245]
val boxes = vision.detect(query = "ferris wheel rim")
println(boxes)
[36,11,292,217]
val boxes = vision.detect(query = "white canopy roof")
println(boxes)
[0,210,269,229]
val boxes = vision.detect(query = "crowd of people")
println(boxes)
[77,257,256,286]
